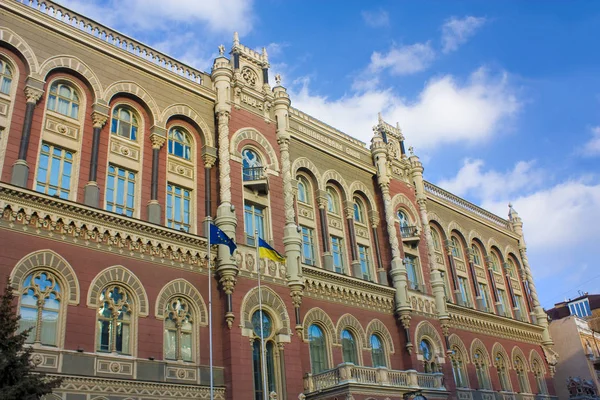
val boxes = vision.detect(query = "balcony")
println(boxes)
[303,363,447,399]
[400,225,420,244]
[243,166,268,194]
[456,389,558,400]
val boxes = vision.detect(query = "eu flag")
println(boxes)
[209,224,237,255]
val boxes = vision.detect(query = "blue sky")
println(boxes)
[58,0,600,309]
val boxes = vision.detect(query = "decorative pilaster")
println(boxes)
[344,203,361,278]
[509,204,552,345]
[213,47,238,329]
[202,147,217,236]
[466,248,485,311]
[147,131,166,224]
[273,79,304,335]
[370,213,387,284]
[485,255,502,315]
[11,83,44,187]
[84,109,109,207]
[316,193,334,271]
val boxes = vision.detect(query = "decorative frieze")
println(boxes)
[110,139,140,161]
[45,115,79,140]
[168,160,194,180]
[97,358,133,376]
[31,352,58,369]
[409,292,437,317]
[166,365,197,381]
[328,215,343,230]
[298,203,315,220]
[234,246,287,282]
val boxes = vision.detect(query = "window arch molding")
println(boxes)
[291,157,323,191]
[391,193,421,230]
[39,55,102,101]
[335,314,367,350]
[512,346,530,371]
[321,170,350,202]
[0,27,40,74]
[0,52,20,178]
[427,211,446,231]
[103,81,160,125]
[159,103,213,147]
[529,349,546,375]
[446,221,467,242]
[467,229,484,245]
[448,334,470,364]
[414,320,445,364]
[86,265,149,317]
[487,237,504,260]
[240,286,291,338]
[492,342,512,370]
[230,128,280,173]
[470,338,491,365]
[10,249,79,305]
[154,279,208,325]
[302,307,335,344]
[349,181,378,215]
[365,319,395,354]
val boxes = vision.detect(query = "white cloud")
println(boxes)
[291,67,520,149]
[368,42,435,75]
[581,126,600,156]
[362,9,390,28]
[437,159,544,200]
[57,0,254,35]
[441,16,486,53]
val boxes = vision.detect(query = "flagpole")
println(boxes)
[256,230,268,400]
[208,218,214,400]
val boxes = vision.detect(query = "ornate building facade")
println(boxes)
[0,1,558,399]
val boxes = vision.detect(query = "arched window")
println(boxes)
[473,349,491,389]
[397,210,409,228]
[532,360,548,394]
[341,329,358,364]
[514,357,530,393]
[451,236,462,258]
[308,324,327,373]
[431,228,441,251]
[164,297,193,362]
[326,187,338,214]
[297,177,309,203]
[243,148,263,181]
[450,345,468,388]
[19,271,61,346]
[495,353,511,391]
[472,244,482,265]
[47,82,79,119]
[371,334,386,367]
[251,310,276,400]
[491,252,501,272]
[111,106,139,141]
[507,259,517,278]
[0,59,12,95]
[354,198,365,223]
[168,127,192,160]
[420,339,437,372]
[97,285,132,355]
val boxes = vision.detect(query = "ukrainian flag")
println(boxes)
[258,237,286,263]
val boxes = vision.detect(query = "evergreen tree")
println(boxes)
[0,279,62,400]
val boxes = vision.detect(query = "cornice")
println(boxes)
[4,1,215,101]
[56,374,226,398]
[447,303,544,344]
[303,265,395,313]
[0,184,209,268]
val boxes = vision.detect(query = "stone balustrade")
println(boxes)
[303,363,445,394]
[456,389,557,400]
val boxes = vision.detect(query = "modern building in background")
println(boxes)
[0,1,558,399]
[548,295,600,399]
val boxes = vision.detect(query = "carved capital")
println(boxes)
[290,289,303,308]
[344,205,354,220]
[217,110,230,121]
[440,322,450,337]
[399,313,411,330]
[150,134,166,150]
[220,275,237,295]
[91,111,109,129]
[203,153,217,168]
[24,86,43,104]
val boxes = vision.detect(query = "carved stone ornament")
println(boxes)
[150,134,167,150]
[218,44,225,56]
[275,74,282,85]
[91,111,109,129]
[219,275,237,295]
[241,67,258,86]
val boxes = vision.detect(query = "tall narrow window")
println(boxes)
[297,177,309,203]
[495,354,511,391]
[341,329,358,364]
[471,244,482,265]
[308,324,327,373]
[491,253,500,272]
[450,346,468,388]
[19,271,61,346]
[168,127,192,160]
[164,298,193,362]
[458,277,471,307]
[245,203,265,246]
[405,255,420,291]
[105,164,136,217]
[354,198,365,223]
[97,285,132,355]
[420,339,437,372]
[35,143,73,199]
[301,226,316,266]
[506,259,516,278]
[166,184,191,232]
[110,106,138,141]
[371,334,386,367]
[479,283,491,312]
[473,350,491,390]
[532,360,548,394]
[243,149,263,181]
[47,82,79,119]
[451,237,462,258]
[358,245,371,280]
[431,228,441,251]
[0,59,12,95]
[514,294,524,320]
[498,289,509,317]
[326,188,338,214]
[252,310,275,400]
[514,357,530,393]
[331,236,345,273]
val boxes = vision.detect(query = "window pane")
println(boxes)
[40,310,59,345]
[19,307,37,342]
[181,332,193,361]
[164,329,177,360]
[97,320,111,352]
